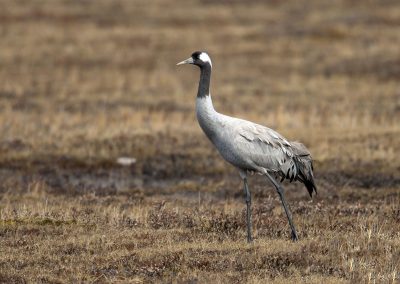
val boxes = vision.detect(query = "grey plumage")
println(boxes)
[178,51,317,242]
[196,101,317,197]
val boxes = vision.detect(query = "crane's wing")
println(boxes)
[232,120,294,171]
[233,120,317,196]
[237,122,291,150]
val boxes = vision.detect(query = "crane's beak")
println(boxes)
[176,57,194,66]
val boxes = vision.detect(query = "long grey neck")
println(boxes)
[197,64,212,98]
[196,64,219,142]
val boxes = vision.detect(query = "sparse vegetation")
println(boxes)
[0,0,399,283]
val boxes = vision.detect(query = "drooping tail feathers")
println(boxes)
[291,142,317,197]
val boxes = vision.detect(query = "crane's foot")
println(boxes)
[291,231,299,242]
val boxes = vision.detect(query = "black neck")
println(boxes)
[197,64,211,98]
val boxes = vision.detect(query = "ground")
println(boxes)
[0,0,399,283]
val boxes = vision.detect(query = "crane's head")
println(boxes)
[177,51,212,68]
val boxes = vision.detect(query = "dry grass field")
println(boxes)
[0,0,399,283]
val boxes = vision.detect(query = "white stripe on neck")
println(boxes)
[199,52,212,67]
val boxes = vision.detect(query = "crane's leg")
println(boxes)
[265,172,299,241]
[243,177,253,243]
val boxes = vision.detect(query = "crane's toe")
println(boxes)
[291,231,299,242]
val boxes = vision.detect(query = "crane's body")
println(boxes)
[197,96,280,169]
[197,95,315,189]
[178,51,316,242]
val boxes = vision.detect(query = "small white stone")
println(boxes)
[117,157,137,166]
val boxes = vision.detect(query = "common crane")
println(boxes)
[177,51,317,242]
